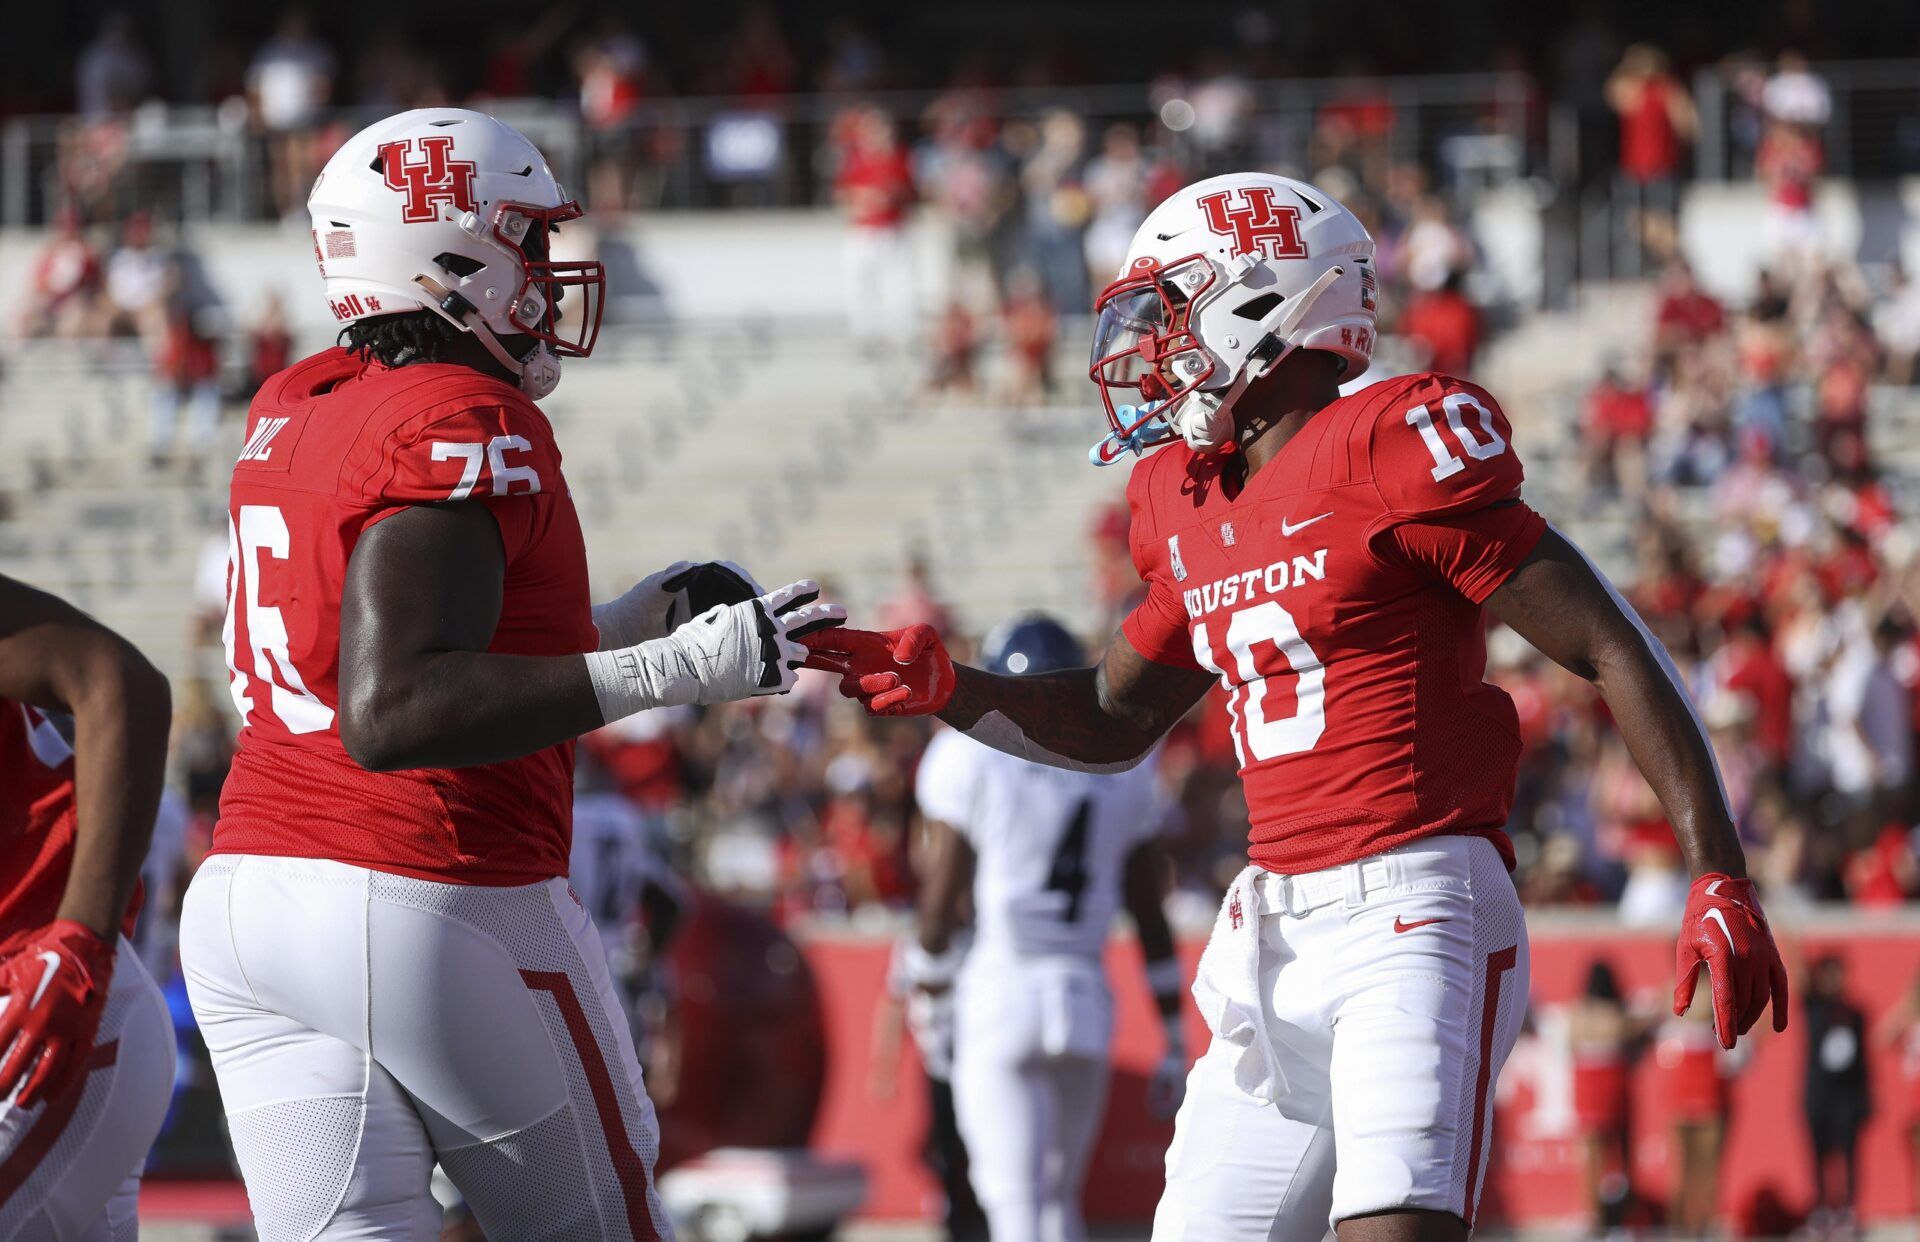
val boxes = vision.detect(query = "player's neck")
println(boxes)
[1233,370,1344,479]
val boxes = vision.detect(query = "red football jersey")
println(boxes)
[1121,372,1547,875]
[215,348,596,885]
[0,701,141,955]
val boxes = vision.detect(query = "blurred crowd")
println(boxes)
[1517,246,1920,922]
[16,7,1920,930]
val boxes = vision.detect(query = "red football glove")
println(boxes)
[1672,873,1790,1049]
[799,625,956,716]
[0,920,115,1108]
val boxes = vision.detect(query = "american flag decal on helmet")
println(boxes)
[324,230,357,259]
[1359,264,1378,312]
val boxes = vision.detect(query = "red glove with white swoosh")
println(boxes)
[800,625,956,717]
[1672,874,1789,1049]
[0,920,115,1108]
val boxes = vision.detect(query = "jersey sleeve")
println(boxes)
[1375,502,1548,603]
[914,728,981,838]
[1367,374,1527,522]
[1118,453,1203,671]
[1361,373,1543,597]
[352,388,564,562]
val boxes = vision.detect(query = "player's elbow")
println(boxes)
[71,634,172,746]
[337,683,416,773]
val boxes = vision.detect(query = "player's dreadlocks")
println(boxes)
[339,310,467,367]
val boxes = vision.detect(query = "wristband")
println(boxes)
[1145,955,1184,997]
[901,938,966,990]
[584,639,702,723]
[1161,1011,1185,1057]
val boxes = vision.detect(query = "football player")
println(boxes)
[0,573,174,1240]
[176,109,841,1241]
[801,172,1788,1241]
[909,613,1185,1242]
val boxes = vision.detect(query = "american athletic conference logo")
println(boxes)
[1196,187,1308,261]
[377,135,478,224]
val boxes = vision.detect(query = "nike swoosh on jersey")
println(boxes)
[1280,512,1332,537]
[1392,916,1450,933]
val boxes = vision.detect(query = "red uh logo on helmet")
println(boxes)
[1197,187,1308,261]
[378,136,478,224]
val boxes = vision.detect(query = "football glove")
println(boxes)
[1672,873,1790,1049]
[0,920,115,1108]
[586,580,845,720]
[800,624,956,717]
[592,560,766,650]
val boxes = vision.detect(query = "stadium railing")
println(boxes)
[0,72,1533,226]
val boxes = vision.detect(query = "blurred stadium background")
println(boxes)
[8,0,1920,1237]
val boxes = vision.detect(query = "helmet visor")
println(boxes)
[1089,286,1168,391]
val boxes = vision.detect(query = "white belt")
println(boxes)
[1253,855,1397,918]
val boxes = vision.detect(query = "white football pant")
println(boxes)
[0,938,173,1242]
[179,854,672,1241]
[952,957,1112,1242]
[1152,835,1528,1239]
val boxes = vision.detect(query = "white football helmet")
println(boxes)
[308,108,604,399]
[1089,172,1377,462]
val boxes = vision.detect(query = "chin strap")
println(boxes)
[413,274,562,399]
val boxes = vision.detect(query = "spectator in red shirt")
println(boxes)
[1001,268,1058,405]
[1710,613,1795,772]
[1583,359,1655,497]
[1607,44,1696,265]
[18,207,107,338]
[1652,259,1726,377]
[245,290,292,394]
[1399,270,1482,376]
[835,106,916,347]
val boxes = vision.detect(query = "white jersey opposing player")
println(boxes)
[909,615,1187,1242]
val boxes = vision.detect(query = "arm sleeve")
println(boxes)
[914,729,980,838]
[1376,502,1548,603]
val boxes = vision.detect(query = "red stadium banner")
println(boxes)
[798,917,1920,1232]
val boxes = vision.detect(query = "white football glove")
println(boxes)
[592,560,767,650]
[585,580,844,721]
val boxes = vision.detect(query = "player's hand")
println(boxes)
[593,560,765,649]
[0,920,115,1108]
[1146,1050,1187,1120]
[800,625,956,716]
[679,580,846,704]
[1673,873,1790,1049]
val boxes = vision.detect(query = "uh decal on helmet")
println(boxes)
[308,107,604,399]
[1088,172,1376,463]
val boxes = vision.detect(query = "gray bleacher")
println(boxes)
[6,295,1918,689]
[0,330,1127,684]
